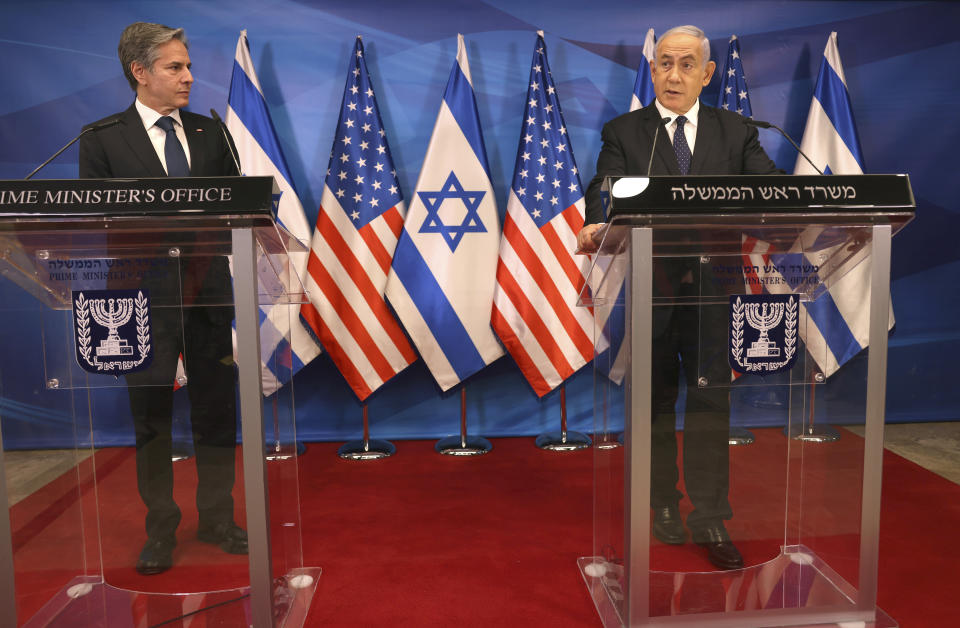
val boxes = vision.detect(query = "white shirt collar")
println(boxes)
[135,98,183,131]
[654,98,700,129]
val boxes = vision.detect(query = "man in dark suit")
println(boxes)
[581,25,781,570]
[79,22,246,575]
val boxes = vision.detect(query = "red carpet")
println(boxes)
[10,428,960,626]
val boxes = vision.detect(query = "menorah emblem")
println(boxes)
[91,297,135,357]
[745,302,785,358]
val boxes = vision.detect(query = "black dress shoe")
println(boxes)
[197,521,249,554]
[692,523,744,570]
[652,506,687,545]
[136,537,175,575]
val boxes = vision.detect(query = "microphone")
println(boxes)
[744,118,824,175]
[209,108,243,176]
[646,116,671,176]
[25,117,121,180]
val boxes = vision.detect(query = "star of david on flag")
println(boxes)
[225,30,321,396]
[630,28,656,112]
[418,171,487,252]
[717,35,752,117]
[299,36,416,401]
[386,34,504,391]
[491,31,599,396]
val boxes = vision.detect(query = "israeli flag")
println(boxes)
[226,30,321,395]
[793,31,893,377]
[629,28,656,112]
[386,34,504,390]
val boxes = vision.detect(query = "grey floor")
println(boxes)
[5,422,960,506]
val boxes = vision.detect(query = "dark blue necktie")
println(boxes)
[673,115,691,175]
[155,116,190,177]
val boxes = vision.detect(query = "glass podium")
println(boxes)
[0,176,319,627]
[578,175,914,627]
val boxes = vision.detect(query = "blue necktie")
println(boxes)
[155,116,190,177]
[673,115,691,175]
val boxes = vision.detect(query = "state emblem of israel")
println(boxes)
[73,289,152,375]
[729,294,798,375]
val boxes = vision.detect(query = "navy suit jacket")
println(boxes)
[79,103,239,179]
[584,101,781,224]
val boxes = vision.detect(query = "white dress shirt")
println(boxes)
[134,98,192,173]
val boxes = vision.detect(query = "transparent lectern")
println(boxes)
[578,175,914,627]
[0,176,319,627]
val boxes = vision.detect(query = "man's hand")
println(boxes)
[576,223,604,253]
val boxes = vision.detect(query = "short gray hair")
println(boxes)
[118,22,188,91]
[655,25,711,69]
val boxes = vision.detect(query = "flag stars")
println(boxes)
[536,172,545,183]
[388,184,398,195]
[350,85,359,95]
[338,171,347,180]
[351,209,360,220]
[727,68,736,77]
[522,152,530,161]
[568,182,578,192]
[362,123,372,133]
[547,85,555,95]
[341,135,352,145]
[535,191,544,201]
[739,90,748,100]
[366,88,374,97]
[356,157,366,167]
[540,138,549,148]
[525,133,533,144]
[353,193,362,203]
[372,180,382,190]
[370,198,379,208]
[527,116,536,126]
[550,196,558,206]
[336,189,345,198]
[725,86,732,94]
[533,64,541,73]
[340,153,350,163]
[379,128,385,137]
[532,208,541,218]
[555,142,566,152]
[554,160,564,170]
[559,126,566,135]
[538,155,547,166]
[354,174,364,184]
[345,119,355,128]
[542,120,552,131]
[552,179,560,188]
[364,105,373,115]
[375,162,384,172]
[531,81,539,91]
[732,50,739,59]
[356,49,363,58]
[519,168,528,178]
[377,144,386,154]
[360,140,369,150]
[529,98,538,108]
[517,186,526,196]
[544,104,553,113]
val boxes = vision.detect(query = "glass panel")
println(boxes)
[579,219,889,627]
[2,218,317,627]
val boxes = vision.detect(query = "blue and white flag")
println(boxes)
[385,34,504,390]
[226,30,322,395]
[787,31,892,377]
[629,28,656,112]
[717,35,752,117]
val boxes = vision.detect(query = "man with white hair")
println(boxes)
[582,25,782,570]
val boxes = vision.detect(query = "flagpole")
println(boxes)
[339,403,396,460]
[435,385,491,456]
[536,383,591,451]
[265,395,306,460]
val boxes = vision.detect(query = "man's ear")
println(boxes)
[131,61,148,86]
[702,60,717,87]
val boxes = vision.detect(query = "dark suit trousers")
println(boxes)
[124,259,237,542]
[650,284,732,531]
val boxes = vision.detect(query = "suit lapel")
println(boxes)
[183,114,205,176]
[640,103,680,175]
[118,104,167,177]
[690,104,718,175]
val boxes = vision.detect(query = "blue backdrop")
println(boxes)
[1,0,957,447]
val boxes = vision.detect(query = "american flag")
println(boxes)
[492,32,595,397]
[717,35,752,117]
[300,37,417,401]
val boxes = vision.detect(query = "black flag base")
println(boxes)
[784,424,841,443]
[338,438,396,460]
[535,430,591,451]
[435,434,491,456]
[728,426,756,446]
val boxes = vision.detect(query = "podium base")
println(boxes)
[594,435,623,450]
[338,439,396,460]
[536,430,592,451]
[435,435,491,456]
[785,424,841,442]
[728,427,756,446]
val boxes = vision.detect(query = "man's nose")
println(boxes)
[183,68,194,84]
